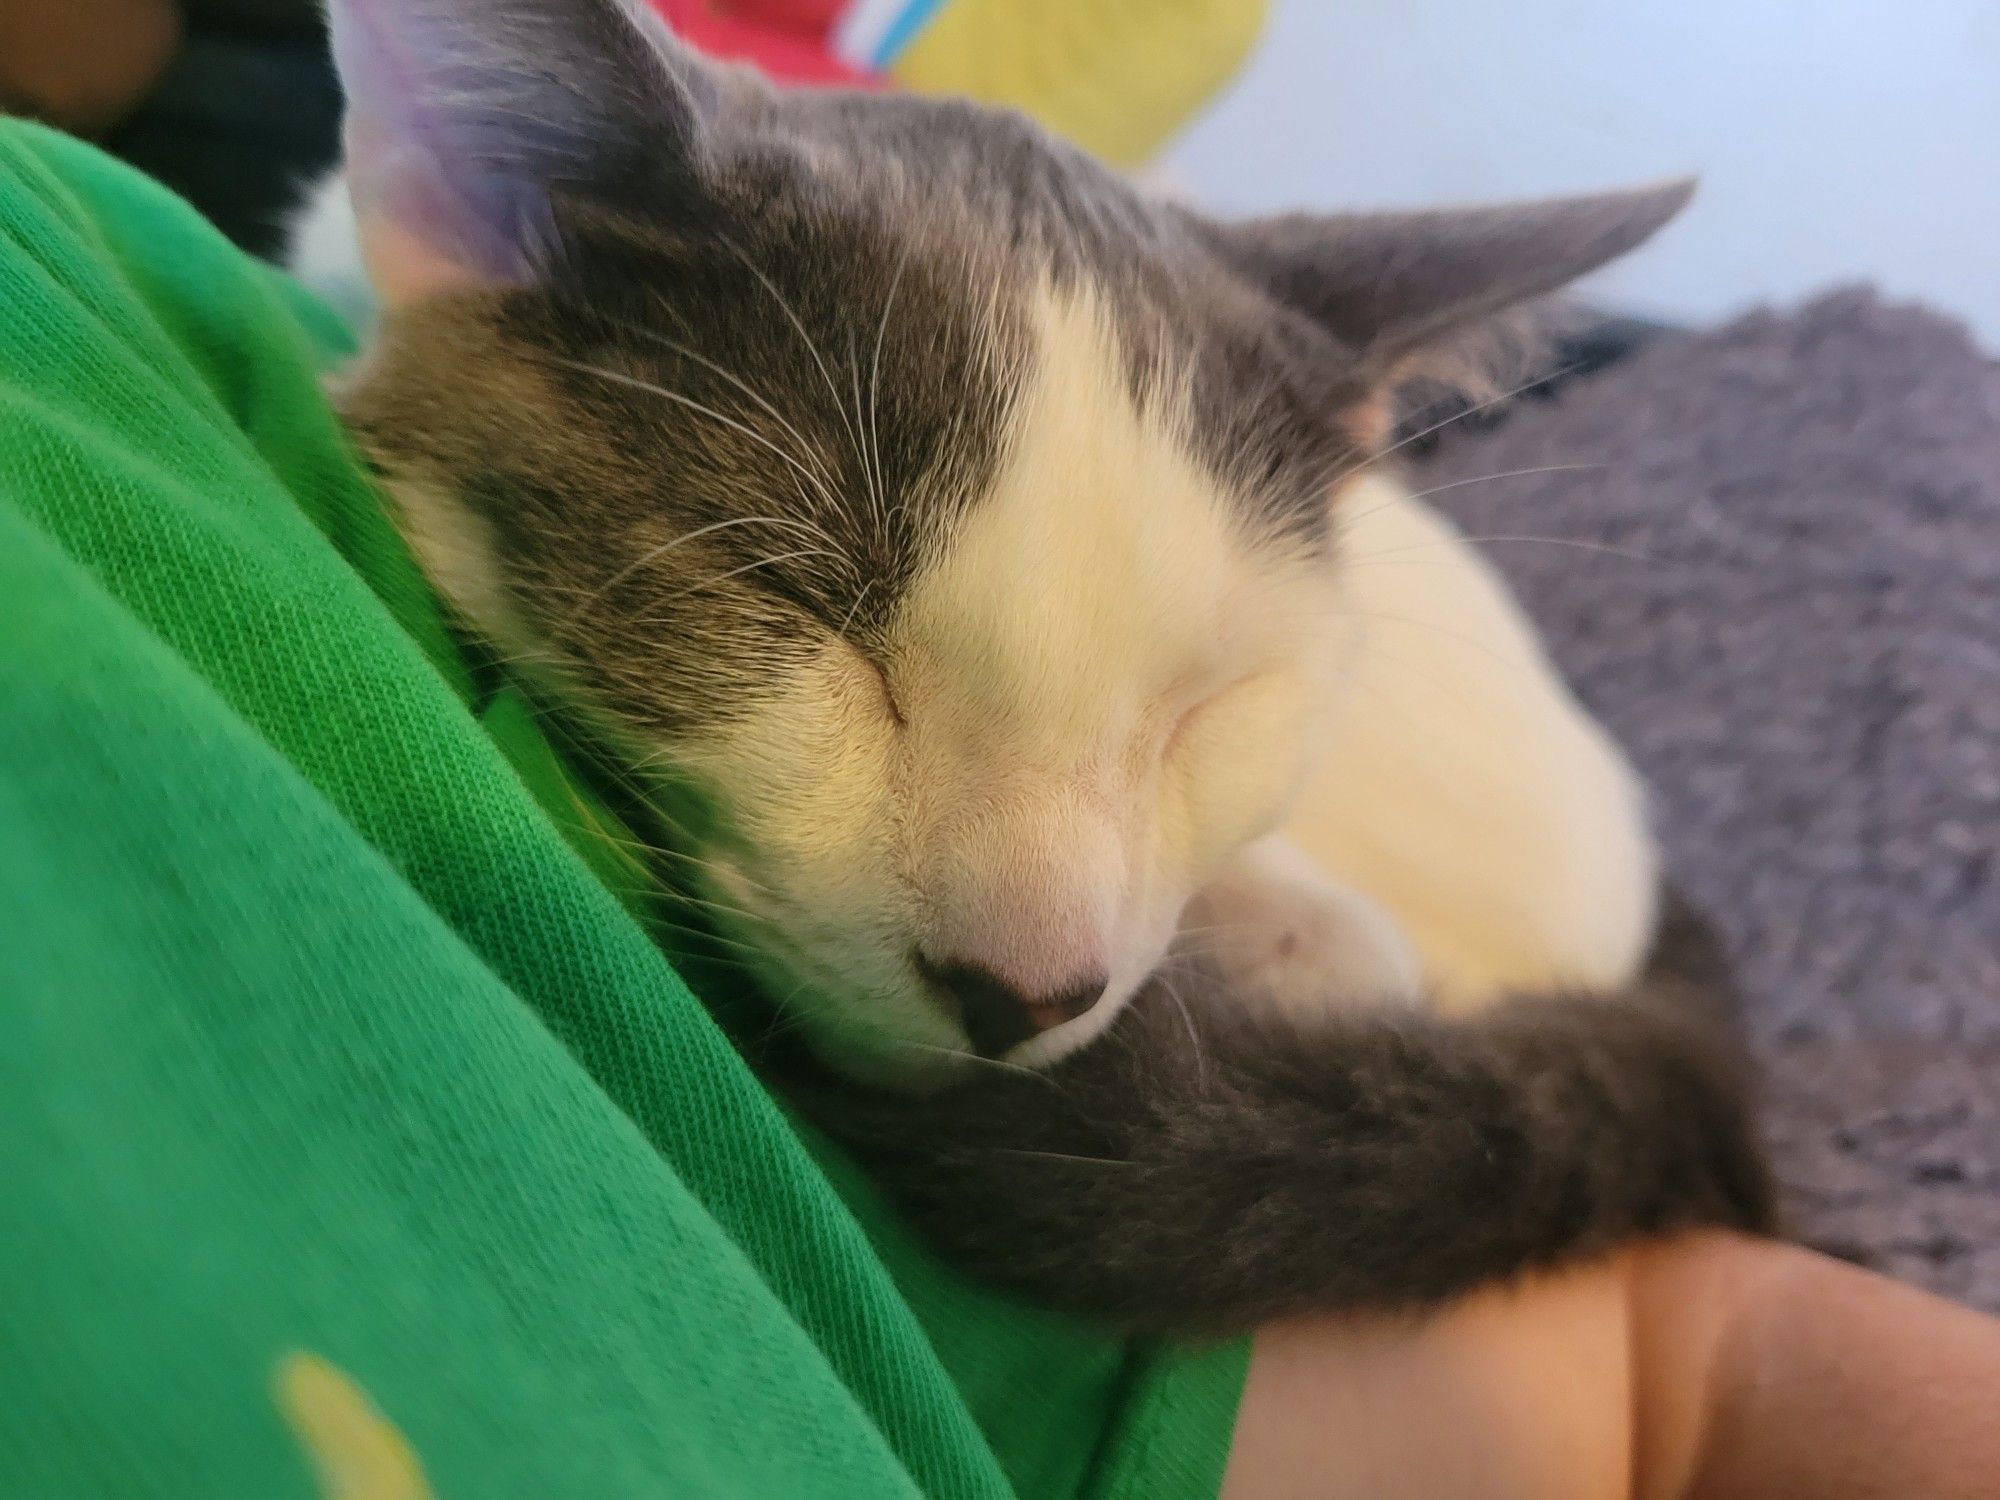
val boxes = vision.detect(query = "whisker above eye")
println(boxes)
[1346,533,1662,569]
[1334,606,1521,671]
[552,298,840,488]
[536,350,849,525]
[711,229,873,496]
[848,335,884,535]
[632,547,850,623]
[536,509,847,640]
[835,579,877,639]
[1331,462,1610,543]
[866,239,916,538]
[1328,462,1624,556]
[1377,359,1592,463]
[568,292,845,505]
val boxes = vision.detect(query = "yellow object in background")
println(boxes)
[890,0,1269,168]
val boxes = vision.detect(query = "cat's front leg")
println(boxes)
[1180,835,1424,1013]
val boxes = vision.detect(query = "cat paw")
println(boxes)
[1182,838,1424,1013]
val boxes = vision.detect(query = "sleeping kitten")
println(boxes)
[316,0,1769,1321]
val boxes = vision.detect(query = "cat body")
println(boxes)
[313,0,1765,1326]
[1280,472,1657,1012]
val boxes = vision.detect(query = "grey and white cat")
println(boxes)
[312,0,1771,1326]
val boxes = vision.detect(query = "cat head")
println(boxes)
[328,0,1688,1084]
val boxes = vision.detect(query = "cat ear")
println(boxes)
[326,0,723,304]
[1219,180,1693,434]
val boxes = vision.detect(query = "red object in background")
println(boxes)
[646,0,881,87]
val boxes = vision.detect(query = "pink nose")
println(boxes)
[915,954,1107,1057]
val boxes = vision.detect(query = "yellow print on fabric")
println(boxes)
[275,1352,433,1500]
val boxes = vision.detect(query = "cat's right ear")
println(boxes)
[325,0,723,306]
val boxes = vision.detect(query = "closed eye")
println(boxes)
[1168,661,1307,763]
[876,661,908,727]
[845,646,906,728]
[1165,673,1257,757]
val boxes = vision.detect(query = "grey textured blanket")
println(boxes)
[1410,291,2000,1308]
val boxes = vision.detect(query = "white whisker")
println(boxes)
[847,337,885,535]
[714,231,870,491]
[1349,533,1661,569]
[634,547,846,620]
[1158,973,1210,1090]
[1329,461,1609,561]
[865,241,915,536]
[621,299,845,503]
[836,578,876,638]
[1335,606,1522,673]
[1403,462,1607,503]
[539,508,837,638]
[538,353,852,548]
[1306,361,1592,505]
[983,1147,1140,1168]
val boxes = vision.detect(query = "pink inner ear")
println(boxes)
[1338,393,1393,454]
[325,0,719,311]
[342,111,497,307]
[358,208,496,307]
[339,91,547,306]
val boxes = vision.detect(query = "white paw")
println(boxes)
[1182,838,1425,1014]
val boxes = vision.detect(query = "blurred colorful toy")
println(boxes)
[647,0,878,88]
[645,0,1268,167]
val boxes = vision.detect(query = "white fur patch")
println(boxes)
[1281,474,1658,1009]
[284,173,379,330]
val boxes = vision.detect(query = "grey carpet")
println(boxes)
[1407,289,2000,1309]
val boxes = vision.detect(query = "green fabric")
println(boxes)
[0,121,1247,1498]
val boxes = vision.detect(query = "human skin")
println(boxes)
[1222,1232,2000,1499]
[0,0,183,135]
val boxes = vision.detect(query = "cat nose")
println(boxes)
[915,954,1107,1058]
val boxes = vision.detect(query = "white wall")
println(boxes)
[1166,0,2000,348]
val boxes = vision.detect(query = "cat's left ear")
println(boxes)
[1216,179,1693,441]
[327,0,729,306]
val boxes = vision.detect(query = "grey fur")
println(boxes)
[1213,181,1695,372]
[775,895,1774,1333]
